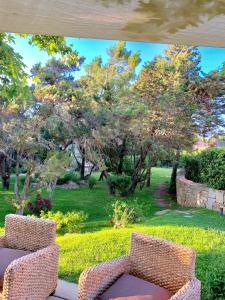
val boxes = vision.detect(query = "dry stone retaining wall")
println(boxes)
[176,173,225,212]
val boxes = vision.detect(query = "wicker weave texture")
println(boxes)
[0,214,59,300]
[0,236,6,248]
[129,232,196,293]
[78,232,200,300]
[78,256,130,300]
[5,214,56,252]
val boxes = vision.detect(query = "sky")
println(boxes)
[13,36,225,78]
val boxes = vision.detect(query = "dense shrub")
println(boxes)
[123,156,134,176]
[184,148,225,190]
[199,148,225,190]
[184,156,200,182]
[57,171,79,185]
[107,174,131,196]
[88,176,97,189]
[109,199,143,228]
[28,193,52,215]
[40,210,88,234]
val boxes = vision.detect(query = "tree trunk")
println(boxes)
[16,207,24,215]
[146,167,152,187]
[80,147,85,180]
[169,150,180,195]
[48,179,58,202]
[117,138,126,174]
[84,164,95,179]
[126,144,152,195]
[14,157,20,202]
[169,162,178,195]
[0,153,12,190]
[2,175,10,190]
[99,170,109,181]
[14,154,32,216]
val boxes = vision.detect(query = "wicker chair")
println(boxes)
[0,214,59,300]
[78,232,201,300]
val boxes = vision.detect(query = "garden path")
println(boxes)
[154,182,171,208]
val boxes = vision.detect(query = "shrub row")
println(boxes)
[184,148,225,190]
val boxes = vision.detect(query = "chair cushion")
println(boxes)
[0,247,31,287]
[99,274,173,300]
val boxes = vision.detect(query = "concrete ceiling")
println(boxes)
[0,0,225,47]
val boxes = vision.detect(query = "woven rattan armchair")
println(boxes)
[78,232,201,300]
[0,214,59,300]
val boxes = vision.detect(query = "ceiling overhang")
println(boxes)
[0,0,225,47]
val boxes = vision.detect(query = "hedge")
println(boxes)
[184,148,225,190]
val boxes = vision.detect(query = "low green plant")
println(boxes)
[40,210,88,234]
[109,199,143,228]
[107,174,131,196]
[57,171,79,185]
[88,176,97,189]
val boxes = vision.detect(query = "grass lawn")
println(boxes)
[0,168,225,300]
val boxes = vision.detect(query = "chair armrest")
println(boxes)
[0,235,6,247]
[78,256,131,300]
[2,244,59,300]
[170,278,201,300]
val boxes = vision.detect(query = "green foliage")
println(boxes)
[184,156,200,183]
[107,174,131,196]
[0,33,28,101]
[88,176,97,189]
[40,210,87,234]
[109,199,143,228]
[185,148,225,190]
[0,168,225,300]
[123,156,134,176]
[199,148,225,190]
[18,34,78,57]
[57,172,79,185]
[42,151,72,183]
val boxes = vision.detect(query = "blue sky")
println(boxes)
[13,36,225,78]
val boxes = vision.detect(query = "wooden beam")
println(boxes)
[0,0,225,47]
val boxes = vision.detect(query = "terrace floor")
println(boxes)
[48,280,78,300]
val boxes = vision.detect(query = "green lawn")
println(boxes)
[0,168,225,300]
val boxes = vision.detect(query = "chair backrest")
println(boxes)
[129,232,196,293]
[5,214,56,252]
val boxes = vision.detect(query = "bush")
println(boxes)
[27,194,52,215]
[40,210,88,234]
[123,157,134,176]
[184,148,225,190]
[199,148,225,190]
[88,176,97,189]
[109,199,143,228]
[57,171,79,185]
[184,156,200,182]
[107,174,131,196]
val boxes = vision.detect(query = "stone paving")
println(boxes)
[48,279,78,300]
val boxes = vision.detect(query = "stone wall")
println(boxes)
[176,173,225,211]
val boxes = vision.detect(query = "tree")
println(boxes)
[135,45,225,195]
[0,32,80,190]
[79,41,141,179]
[131,46,202,194]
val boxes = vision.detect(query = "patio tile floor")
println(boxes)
[48,279,78,300]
